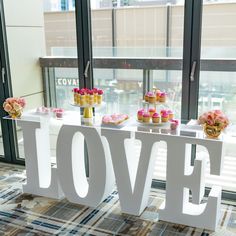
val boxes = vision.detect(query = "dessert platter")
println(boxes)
[70,86,179,130]
[144,89,167,104]
[102,113,129,128]
[71,88,104,118]
[136,88,178,128]
[137,108,173,126]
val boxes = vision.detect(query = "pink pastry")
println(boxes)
[160,109,167,115]
[167,110,174,120]
[159,92,167,102]
[147,92,154,96]
[152,112,160,123]
[170,119,179,130]
[102,114,128,125]
[93,88,98,93]
[161,112,169,122]
[149,108,156,116]
[102,115,112,124]
[98,89,104,95]
[143,112,151,123]
[137,109,144,121]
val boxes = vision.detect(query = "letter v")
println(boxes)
[102,129,159,215]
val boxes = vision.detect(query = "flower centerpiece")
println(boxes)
[198,110,229,138]
[3,97,26,118]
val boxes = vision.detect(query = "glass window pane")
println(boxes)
[94,69,143,115]
[199,1,236,192]
[44,0,77,56]
[55,67,79,110]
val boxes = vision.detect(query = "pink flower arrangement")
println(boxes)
[3,97,26,115]
[198,110,229,129]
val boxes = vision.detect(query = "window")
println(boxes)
[61,0,68,11]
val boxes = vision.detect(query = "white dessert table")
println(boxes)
[3,111,225,231]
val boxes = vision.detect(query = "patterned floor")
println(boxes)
[0,164,235,235]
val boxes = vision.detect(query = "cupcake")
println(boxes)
[155,90,161,102]
[137,109,144,121]
[93,88,98,104]
[88,91,94,105]
[80,91,86,106]
[85,89,90,104]
[73,88,78,104]
[143,112,151,123]
[152,113,160,123]
[144,92,149,102]
[160,109,167,116]
[76,90,81,105]
[161,112,169,122]
[149,108,156,117]
[148,92,156,104]
[55,108,64,119]
[97,89,103,104]
[170,119,179,130]
[159,92,167,103]
[167,110,174,120]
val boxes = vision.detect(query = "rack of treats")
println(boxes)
[144,89,167,104]
[102,114,129,125]
[137,108,174,124]
[72,88,104,106]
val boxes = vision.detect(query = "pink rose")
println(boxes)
[4,103,12,112]
[6,98,15,104]
[214,110,223,115]
[18,98,26,108]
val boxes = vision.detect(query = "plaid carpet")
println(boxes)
[0,164,235,236]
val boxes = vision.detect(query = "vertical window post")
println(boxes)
[75,0,93,89]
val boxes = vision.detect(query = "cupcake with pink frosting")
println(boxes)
[143,112,151,123]
[148,92,156,104]
[97,89,103,104]
[160,109,167,116]
[170,119,179,130]
[144,92,149,102]
[149,108,156,117]
[161,112,169,122]
[159,92,167,103]
[137,109,144,121]
[152,113,160,123]
[167,110,174,120]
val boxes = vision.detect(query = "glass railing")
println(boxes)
[40,55,236,121]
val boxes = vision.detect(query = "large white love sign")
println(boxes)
[17,119,224,231]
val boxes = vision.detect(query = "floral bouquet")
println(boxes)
[3,97,26,118]
[198,110,229,129]
[198,110,229,138]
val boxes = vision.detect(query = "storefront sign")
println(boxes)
[56,77,79,86]
[17,120,223,231]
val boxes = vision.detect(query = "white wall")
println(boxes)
[3,0,46,110]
